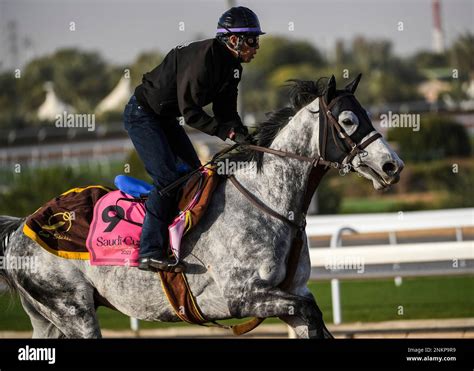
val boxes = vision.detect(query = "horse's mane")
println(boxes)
[222,77,328,172]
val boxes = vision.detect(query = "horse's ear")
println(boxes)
[345,73,362,93]
[325,75,336,103]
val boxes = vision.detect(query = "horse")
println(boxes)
[0,74,403,338]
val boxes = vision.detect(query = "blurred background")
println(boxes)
[0,0,472,337]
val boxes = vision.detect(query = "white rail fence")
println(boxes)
[306,208,474,325]
[1,208,472,332]
[305,207,473,240]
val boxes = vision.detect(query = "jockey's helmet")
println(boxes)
[216,7,265,37]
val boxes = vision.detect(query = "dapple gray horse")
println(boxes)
[0,75,403,338]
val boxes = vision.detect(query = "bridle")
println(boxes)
[319,92,381,171]
[231,93,381,192]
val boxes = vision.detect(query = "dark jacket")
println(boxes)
[135,38,244,140]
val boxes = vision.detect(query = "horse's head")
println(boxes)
[319,74,404,190]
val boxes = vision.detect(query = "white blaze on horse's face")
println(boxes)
[350,131,405,190]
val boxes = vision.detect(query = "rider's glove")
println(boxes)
[228,126,252,144]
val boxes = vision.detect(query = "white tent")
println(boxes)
[95,76,132,114]
[37,82,75,121]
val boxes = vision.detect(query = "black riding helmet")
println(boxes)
[216,7,265,58]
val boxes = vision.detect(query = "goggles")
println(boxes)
[243,35,259,48]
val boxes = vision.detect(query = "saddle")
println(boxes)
[23,166,219,266]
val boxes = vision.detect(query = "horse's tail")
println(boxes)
[0,216,23,292]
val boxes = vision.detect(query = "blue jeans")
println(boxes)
[123,95,200,258]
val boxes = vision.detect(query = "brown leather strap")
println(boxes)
[229,175,302,229]
[302,161,329,212]
[320,97,357,149]
[320,105,329,161]
[279,163,328,291]
[245,144,317,163]
[344,132,382,164]
[278,230,304,292]
[228,163,329,336]
[244,144,339,169]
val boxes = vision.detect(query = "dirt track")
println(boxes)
[1,318,473,338]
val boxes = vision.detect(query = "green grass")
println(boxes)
[0,275,472,331]
[340,197,428,213]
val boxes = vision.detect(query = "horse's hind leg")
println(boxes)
[19,295,65,338]
[10,253,102,338]
[18,288,102,338]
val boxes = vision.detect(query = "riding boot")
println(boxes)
[138,249,185,273]
[138,187,185,273]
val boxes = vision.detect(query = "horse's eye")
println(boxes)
[342,118,353,125]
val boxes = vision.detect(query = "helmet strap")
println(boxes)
[235,36,244,62]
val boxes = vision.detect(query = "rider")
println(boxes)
[123,6,264,272]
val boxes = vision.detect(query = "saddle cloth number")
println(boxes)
[86,191,145,266]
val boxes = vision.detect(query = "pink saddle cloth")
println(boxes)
[86,191,144,266]
[86,168,213,266]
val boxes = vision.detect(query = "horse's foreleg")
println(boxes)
[279,309,334,339]
[233,280,329,339]
[278,291,334,339]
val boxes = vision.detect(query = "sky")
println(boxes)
[0,0,473,70]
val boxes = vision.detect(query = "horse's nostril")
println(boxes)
[382,162,396,175]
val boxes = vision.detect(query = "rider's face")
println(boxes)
[228,35,259,63]
[240,36,259,63]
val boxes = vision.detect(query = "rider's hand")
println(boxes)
[228,126,251,144]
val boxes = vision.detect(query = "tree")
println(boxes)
[129,51,163,87]
[17,49,116,114]
[0,72,23,128]
[450,32,474,80]
[387,114,471,162]
[247,36,325,77]
[241,36,325,114]
[411,50,449,71]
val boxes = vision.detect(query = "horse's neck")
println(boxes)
[236,98,321,221]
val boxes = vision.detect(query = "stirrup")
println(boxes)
[148,259,186,273]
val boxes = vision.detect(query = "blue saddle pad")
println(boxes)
[114,164,192,197]
[114,175,153,197]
